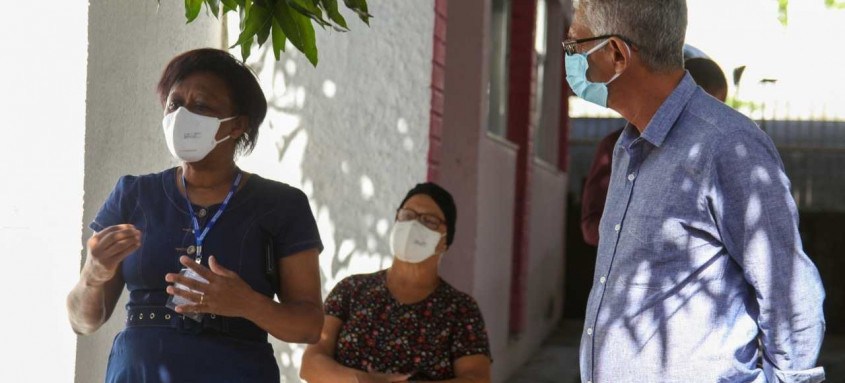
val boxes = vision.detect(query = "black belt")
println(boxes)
[125,306,266,343]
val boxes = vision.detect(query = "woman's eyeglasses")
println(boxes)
[396,208,445,231]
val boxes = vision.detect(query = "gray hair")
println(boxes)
[578,0,687,72]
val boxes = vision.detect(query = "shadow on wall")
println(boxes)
[236,37,429,380]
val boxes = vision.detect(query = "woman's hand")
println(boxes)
[165,255,257,317]
[84,224,141,285]
[354,369,411,383]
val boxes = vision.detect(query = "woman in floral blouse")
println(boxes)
[301,183,491,383]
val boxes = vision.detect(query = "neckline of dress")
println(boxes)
[379,269,445,307]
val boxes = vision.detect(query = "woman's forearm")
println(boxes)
[425,378,489,383]
[243,292,324,344]
[67,264,123,335]
[300,351,360,383]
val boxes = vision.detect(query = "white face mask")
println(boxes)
[389,220,444,264]
[162,106,237,163]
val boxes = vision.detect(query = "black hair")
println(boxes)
[685,57,728,99]
[156,48,267,155]
[398,182,457,246]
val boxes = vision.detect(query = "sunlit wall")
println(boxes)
[0,2,88,382]
[231,3,435,380]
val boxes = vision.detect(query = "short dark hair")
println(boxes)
[685,57,728,98]
[398,182,457,247]
[156,48,267,155]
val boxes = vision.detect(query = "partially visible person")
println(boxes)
[66,48,324,382]
[580,55,728,246]
[565,0,825,381]
[301,183,491,383]
[684,57,728,102]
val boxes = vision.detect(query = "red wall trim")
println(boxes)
[428,0,449,182]
[507,0,538,334]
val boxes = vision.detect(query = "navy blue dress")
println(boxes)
[91,167,323,383]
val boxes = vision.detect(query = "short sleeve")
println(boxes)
[451,297,492,361]
[273,188,323,259]
[323,277,354,321]
[89,176,138,232]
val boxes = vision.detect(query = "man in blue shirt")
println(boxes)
[563,1,826,382]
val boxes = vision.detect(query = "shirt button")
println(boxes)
[187,245,196,255]
[587,327,593,336]
[614,224,621,232]
[628,173,636,181]
[600,276,607,284]
[197,208,207,218]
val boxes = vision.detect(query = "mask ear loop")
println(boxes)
[215,115,240,144]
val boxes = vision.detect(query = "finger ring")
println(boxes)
[199,295,205,305]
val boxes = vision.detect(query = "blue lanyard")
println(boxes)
[181,169,242,263]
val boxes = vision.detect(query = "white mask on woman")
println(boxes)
[389,220,444,263]
[162,106,237,162]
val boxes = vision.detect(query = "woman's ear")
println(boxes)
[436,237,448,255]
[228,116,248,139]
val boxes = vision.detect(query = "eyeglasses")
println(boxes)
[396,208,445,231]
[562,34,636,56]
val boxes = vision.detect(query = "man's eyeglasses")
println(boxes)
[562,34,636,56]
[396,208,445,231]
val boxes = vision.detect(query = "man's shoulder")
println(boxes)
[684,91,758,135]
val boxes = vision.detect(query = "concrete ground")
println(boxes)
[505,320,582,383]
[506,320,845,383]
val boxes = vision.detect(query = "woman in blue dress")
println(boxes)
[66,48,324,382]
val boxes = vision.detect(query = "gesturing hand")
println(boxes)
[165,255,257,318]
[85,224,142,285]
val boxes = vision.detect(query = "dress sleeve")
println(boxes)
[323,277,353,321]
[273,188,323,260]
[450,297,492,361]
[709,128,825,383]
[89,176,138,232]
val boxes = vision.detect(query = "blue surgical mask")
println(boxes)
[565,39,623,108]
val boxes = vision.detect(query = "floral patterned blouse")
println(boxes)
[324,270,491,381]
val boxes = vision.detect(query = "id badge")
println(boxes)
[165,268,209,322]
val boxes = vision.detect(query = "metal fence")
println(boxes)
[569,118,845,212]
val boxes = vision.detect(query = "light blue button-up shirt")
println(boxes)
[580,73,826,383]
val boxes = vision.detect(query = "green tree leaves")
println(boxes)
[171,0,370,66]
[776,0,845,26]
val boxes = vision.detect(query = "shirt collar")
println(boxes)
[630,72,697,148]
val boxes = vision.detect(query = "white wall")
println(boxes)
[474,136,519,382]
[0,2,88,382]
[77,2,221,382]
[436,1,570,381]
[231,1,436,381]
